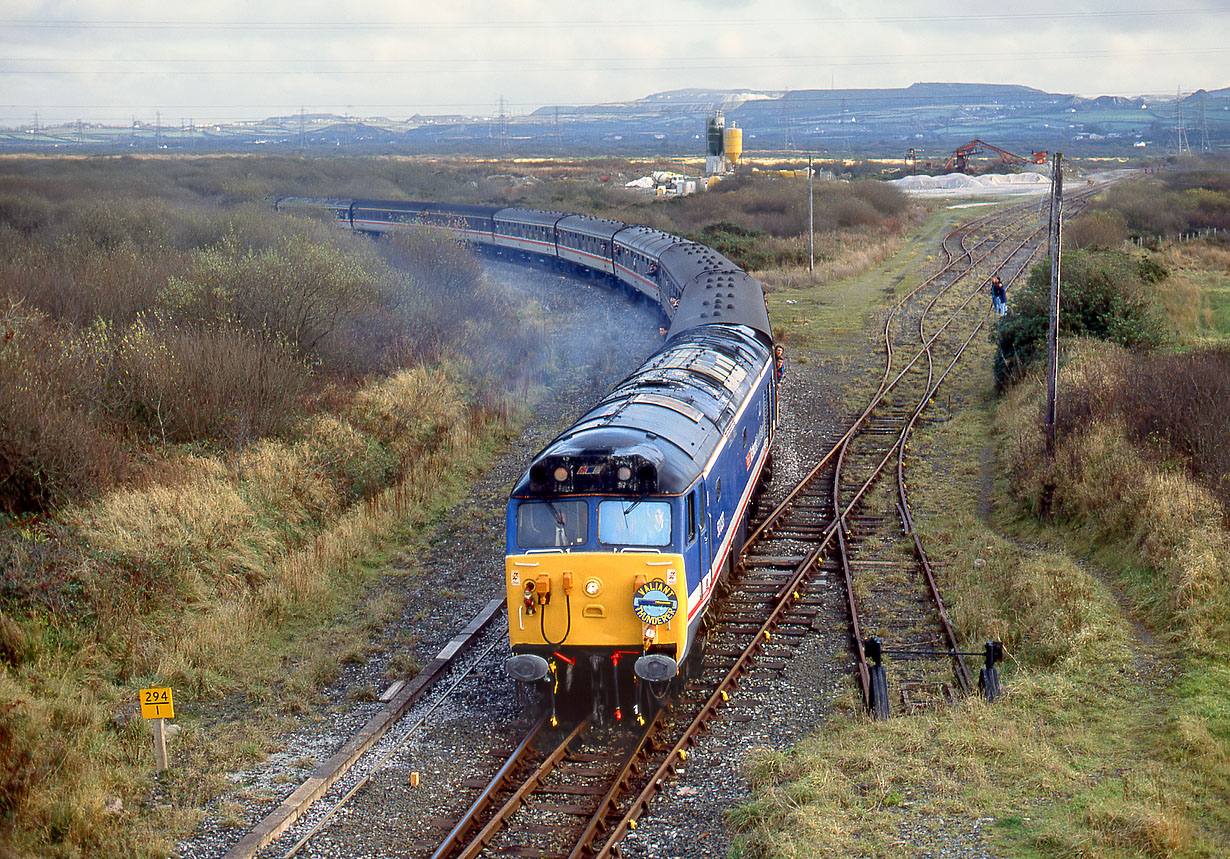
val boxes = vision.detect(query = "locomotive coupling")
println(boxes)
[506,653,550,683]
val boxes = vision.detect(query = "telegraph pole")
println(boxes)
[808,154,815,273]
[1044,152,1064,458]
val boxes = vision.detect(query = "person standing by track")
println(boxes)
[990,275,1008,317]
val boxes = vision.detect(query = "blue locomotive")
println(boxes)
[275,196,778,720]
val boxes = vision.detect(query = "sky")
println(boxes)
[3,0,1229,127]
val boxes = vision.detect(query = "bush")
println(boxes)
[1095,157,1230,238]
[1003,341,1230,649]
[1,242,185,328]
[1059,346,1230,509]
[0,192,53,235]
[661,174,908,239]
[0,319,126,512]
[688,222,776,270]
[1065,209,1128,249]
[993,249,1167,388]
[161,230,385,364]
[379,227,542,380]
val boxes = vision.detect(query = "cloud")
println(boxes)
[1,0,1226,124]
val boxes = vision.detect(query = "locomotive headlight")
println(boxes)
[553,466,569,482]
[584,578,601,597]
[616,466,632,482]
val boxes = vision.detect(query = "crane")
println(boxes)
[943,139,1048,173]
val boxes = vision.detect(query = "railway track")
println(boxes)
[416,196,1087,859]
[226,190,1104,859]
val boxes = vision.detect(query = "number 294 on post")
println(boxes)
[140,687,174,720]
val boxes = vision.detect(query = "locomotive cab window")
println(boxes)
[599,500,672,546]
[516,499,588,548]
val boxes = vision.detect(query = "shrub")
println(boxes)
[161,231,385,365]
[1003,342,1230,649]
[1059,346,1230,510]
[0,319,126,512]
[1100,181,1188,237]
[688,222,775,270]
[1065,209,1128,249]
[379,227,542,381]
[134,325,311,444]
[1,243,185,328]
[0,192,52,235]
[993,249,1167,388]
[1095,157,1230,238]
[660,174,907,240]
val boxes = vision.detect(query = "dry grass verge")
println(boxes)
[0,362,522,858]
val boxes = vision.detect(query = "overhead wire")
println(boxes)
[1,8,1223,29]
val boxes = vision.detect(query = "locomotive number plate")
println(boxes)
[633,581,678,625]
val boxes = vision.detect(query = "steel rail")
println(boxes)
[746,206,1040,551]
[451,719,591,859]
[893,218,1053,694]
[593,532,841,859]
[429,712,552,859]
[566,709,669,859]
[587,191,1102,851]
[280,611,507,859]
[585,198,1075,855]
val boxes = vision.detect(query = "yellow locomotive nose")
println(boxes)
[505,552,689,658]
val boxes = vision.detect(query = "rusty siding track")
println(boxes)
[222,598,505,859]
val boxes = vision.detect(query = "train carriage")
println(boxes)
[491,207,567,256]
[350,200,498,244]
[273,195,779,721]
[554,214,625,276]
[273,197,355,224]
[612,225,684,307]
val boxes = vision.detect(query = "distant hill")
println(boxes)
[3,83,1227,160]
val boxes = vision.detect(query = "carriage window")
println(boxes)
[599,500,672,546]
[516,500,588,548]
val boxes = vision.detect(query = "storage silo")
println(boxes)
[723,123,743,167]
[705,110,726,175]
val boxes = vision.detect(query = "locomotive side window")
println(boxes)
[517,500,588,548]
[599,500,671,546]
[686,492,696,544]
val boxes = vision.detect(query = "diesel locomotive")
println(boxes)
[275,196,778,721]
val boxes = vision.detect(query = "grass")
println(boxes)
[0,362,523,857]
[1154,243,1230,345]
[729,223,1230,857]
[763,208,956,355]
